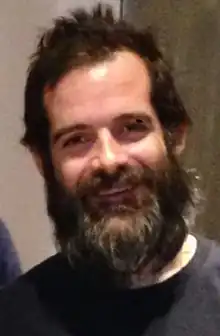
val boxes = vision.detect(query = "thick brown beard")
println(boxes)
[44,151,194,284]
[67,163,164,273]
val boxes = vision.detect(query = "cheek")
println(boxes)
[128,134,167,169]
[53,156,86,190]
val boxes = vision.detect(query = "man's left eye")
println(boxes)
[124,118,147,132]
[117,118,150,143]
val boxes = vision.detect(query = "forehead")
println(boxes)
[45,51,154,131]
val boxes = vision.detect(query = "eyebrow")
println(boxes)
[52,124,88,145]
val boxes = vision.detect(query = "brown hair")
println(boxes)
[21,4,191,154]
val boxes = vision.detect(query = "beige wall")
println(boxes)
[0,0,120,271]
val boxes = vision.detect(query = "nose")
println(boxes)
[92,129,128,174]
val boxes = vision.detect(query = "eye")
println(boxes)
[124,118,148,132]
[63,135,85,147]
[62,133,93,154]
[119,117,150,142]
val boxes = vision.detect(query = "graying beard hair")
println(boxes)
[183,169,204,228]
[66,197,163,272]
[87,199,162,272]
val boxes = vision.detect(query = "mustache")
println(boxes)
[76,165,159,197]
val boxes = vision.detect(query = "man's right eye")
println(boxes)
[63,134,86,148]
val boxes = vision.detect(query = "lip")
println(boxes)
[98,186,132,197]
[96,186,135,203]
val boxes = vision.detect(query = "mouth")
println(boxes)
[96,186,136,203]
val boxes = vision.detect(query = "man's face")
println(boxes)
[46,51,167,199]
[43,51,188,273]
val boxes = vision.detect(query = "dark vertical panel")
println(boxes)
[123,0,220,240]
[120,0,124,18]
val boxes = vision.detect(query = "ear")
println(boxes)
[172,123,188,156]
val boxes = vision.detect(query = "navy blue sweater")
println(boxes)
[0,236,220,335]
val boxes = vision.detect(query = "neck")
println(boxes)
[71,234,197,291]
[130,234,197,288]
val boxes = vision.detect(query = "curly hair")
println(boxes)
[21,4,191,154]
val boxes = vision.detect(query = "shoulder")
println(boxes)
[184,235,220,295]
[196,236,220,271]
[197,236,220,281]
[0,219,21,286]
[0,253,65,309]
[0,253,74,334]
[0,219,13,246]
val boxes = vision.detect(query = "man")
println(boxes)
[0,218,21,287]
[0,4,219,335]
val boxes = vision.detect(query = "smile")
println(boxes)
[97,186,135,202]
